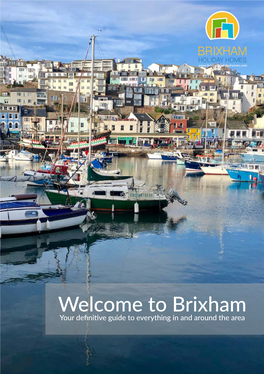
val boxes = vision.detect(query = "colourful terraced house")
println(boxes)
[186,123,202,142]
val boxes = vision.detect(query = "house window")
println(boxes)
[140,128,143,133]
[1,114,5,119]
[121,125,124,130]
[130,125,133,131]
[15,122,19,129]
[8,114,12,119]
[81,123,84,128]
[147,128,150,133]
[9,122,13,129]
[112,125,115,130]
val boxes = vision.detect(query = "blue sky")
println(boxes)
[1,0,264,74]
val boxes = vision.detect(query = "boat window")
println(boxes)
[93,191,106,196]
[25,211,38,217]
[249,165,254,170]
[110,191,125,197]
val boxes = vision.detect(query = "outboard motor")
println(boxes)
[167,189,187,206]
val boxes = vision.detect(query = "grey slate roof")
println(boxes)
[133,113,154,121]
[227,121,248,129]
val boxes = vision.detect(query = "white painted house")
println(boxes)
[171,94,206,111]
[233,77,257,112]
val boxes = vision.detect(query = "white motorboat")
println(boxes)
[0,194,89,238]
[147,152,162,160]
[14,150,34,161]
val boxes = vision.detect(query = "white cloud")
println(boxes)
[1,0,264,64]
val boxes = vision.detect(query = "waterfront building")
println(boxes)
[0,104,22,134]
[21,107,47,139]
[170,114,187,134]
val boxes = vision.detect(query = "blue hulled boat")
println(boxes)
[226,164,262,182]
[185,156,219,174]
[259,172,264,186]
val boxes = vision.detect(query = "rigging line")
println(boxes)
[51,38,92,169]
[97,38,105,59]
[0,25,16,60]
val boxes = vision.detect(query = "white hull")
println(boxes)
[147,153,162,160]
[1,215,86,237]
[201,165,228,175]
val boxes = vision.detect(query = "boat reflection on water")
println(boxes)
[0,227,88,265]
[227,181,263,191]
[0,211,187,266]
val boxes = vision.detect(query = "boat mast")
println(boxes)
[60,94,64,157]
[89,35,96,164]
[78,84,80,166]
[204,101,208,154]
[222,88,229,165]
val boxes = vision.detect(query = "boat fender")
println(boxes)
[253,177,257,181]
[86,199,91,210]
[134,202,139,214]
[37,219,41,232]
[46,220,50,230]
[112,204,114,212]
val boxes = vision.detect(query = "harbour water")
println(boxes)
[1,158,264,374]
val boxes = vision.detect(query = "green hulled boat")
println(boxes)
[46,166,187,213]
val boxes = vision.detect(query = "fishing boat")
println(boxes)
[226,164,263,182]
[240,146,264,162]
[0,194,89,238]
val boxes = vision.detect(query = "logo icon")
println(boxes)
[206,11,239,40]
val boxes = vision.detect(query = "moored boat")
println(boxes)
[240,146,264,162]
[226,164,262,182]
[46,165,187,213]
[201,165,229,175]
[46,180,187,213]
[259,172,264,187]
[0,194,88,238]
[185,156,219,174]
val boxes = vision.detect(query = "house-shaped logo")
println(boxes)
[205,11,239,40]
